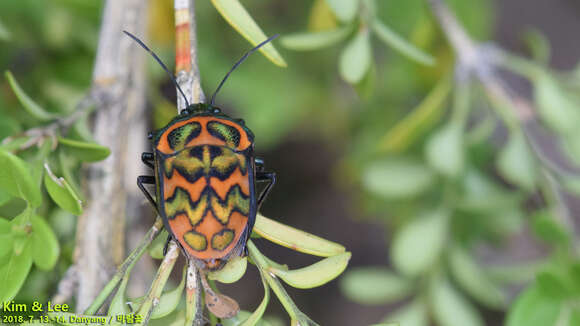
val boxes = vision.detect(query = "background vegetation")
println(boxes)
[1,0,580,325]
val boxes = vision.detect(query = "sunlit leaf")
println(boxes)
[325,0,359,22]
[281,26,352,51]
[506,285,561,326]
[44,163,83,215]
[31,215,59,271]
[431,276,484,326]
[254,214,345,257]
[210,0,287,67]
[339,28,371,84]
[363,157,434,199]
[497,131,537,191]
[372,20,434,66]
[0,148,42,207]
[449,246,506,309]
[209,256,247,284]
[391,210,448,276]
[58,137,111,162]
[5,71,57,121]
[340,267,413,305]
[271,252,350,289]
[425,122,464,177]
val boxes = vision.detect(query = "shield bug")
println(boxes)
[124,31,276,271]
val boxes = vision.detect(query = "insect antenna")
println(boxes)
[123,30,190,108]
[210,34,280,106]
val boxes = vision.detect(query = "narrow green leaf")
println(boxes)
[449,246,506,309]
[506,285,561,326]
[425,122,464,177]
[431,276,484,326]
[339,29,372,84]
[379,74,452,152]
[281,26,352,51]
[149,229,169,259]
[209,256,247,284]
[391,210,448,276]
[497,131,537,191]
[383,299,428,326]
[362,157,434,199]
[340,267,413,305]
[240,271,270,326]
[372,20,434,66]
[534,72,579,134]
[271,252,350,289]
[44,163,83,215]
[325,0,359,22]
[0,241,32,303]
[31,215,59,271]
[58,137,111,162]
[457,169,521,214]
[254,214,345,257]
[108,275,130,320]
[5,71,56,121]
[536,270,573,300]
[0,148,42,207]
[210,0,287,67]
[523,28,550,64]
[151,272,185,319]
[531,210,570,245]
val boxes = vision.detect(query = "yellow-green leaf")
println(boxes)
[0,240,32,303]
[5,71,56,121]
[58,137,111,162]
[281,26,352,51]
[341,267,413,305]
[425,122,464,177]
[240,271,270,326]
[209,256,247,284]
[211,0,287,67]
[325,0,359,22]
[372,20,434,66]
[254,214,345,257]
[151,273,185,319]
[339,28,371,84]
[431,276,484,326]
[44,163,82,215]
[497,131,537,191]
[271,252,350,289]
[31,215,59,271]
[0,148,42,207]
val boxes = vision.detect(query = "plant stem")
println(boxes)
[185,260,204,326]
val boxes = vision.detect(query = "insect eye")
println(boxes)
[213,108,221,114]
[147,132,153,140]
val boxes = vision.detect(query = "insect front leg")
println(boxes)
[137,175,157,210]
[256,171,276,208]
[141,152,154,169]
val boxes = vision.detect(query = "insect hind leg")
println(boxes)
[141,152,154,169]
[137,175,157,211]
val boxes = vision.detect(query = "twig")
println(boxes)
[185,260,204,326]
[51,266,78,305]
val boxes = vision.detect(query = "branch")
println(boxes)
[74,0,149,312]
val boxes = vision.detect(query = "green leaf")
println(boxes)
[0,229,13,263]
[506,285,561,326]
[44,163,83,215]
[379,75,452,153]
[534,72,579,134]
[210,0,287,67]
[382,299,428,326]
[339,29,372,84]
[240,271,270,326]
[0,240,32,303]
[457,169,521,214]
[0,148,42,207]
[0,19,11,41]
[363,157,435,199]
[431,276,484,326]
[391,210,448,276]
[340,267,413,305]
[5,71,57,121]
[271,252,350,289]
[58,137,111,162]
[209,256,247,284]
[281,26,352,51]
[523,28,550,64]
[149,230,169,259]
[536,270,573,300]
[425,122,464,177]
[325,0,359,22]
[151,272,185,319]
[31,215,59,270]
[497,131,537,191]
[372,20,434,66]
[448,246,506,309]
[108,275,130,320]
[254,214,345,257]
[531,210,570,245]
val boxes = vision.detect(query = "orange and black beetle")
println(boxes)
[125,32,276,271]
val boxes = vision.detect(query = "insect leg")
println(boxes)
[141,152,154,169]
[137,175,157,210]
[254,157,265,172]
[162,234,172,256]
[255,171,276,208]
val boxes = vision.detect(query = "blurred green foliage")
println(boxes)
[1,0,580,325]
